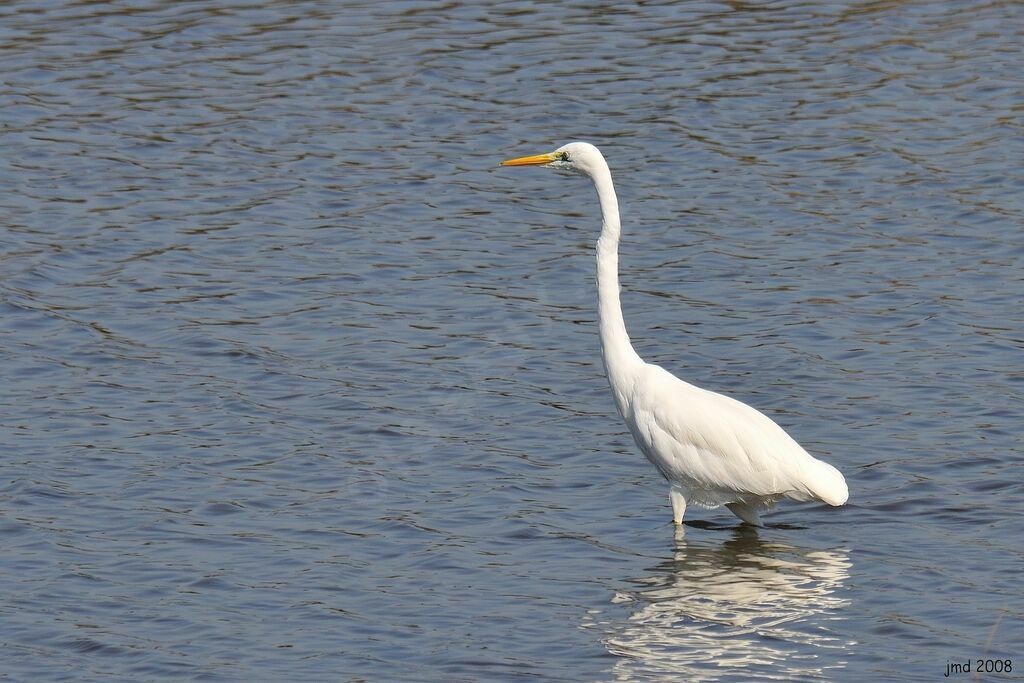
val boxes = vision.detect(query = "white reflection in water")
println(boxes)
[596,528,852,681]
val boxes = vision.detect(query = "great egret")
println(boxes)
[501,142,848,526]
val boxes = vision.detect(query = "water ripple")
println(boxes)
[1,0,1021,680]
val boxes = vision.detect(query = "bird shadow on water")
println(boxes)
[681,519,808,531]
[590,525,853,680]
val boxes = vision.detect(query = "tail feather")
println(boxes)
[806,459,849,506]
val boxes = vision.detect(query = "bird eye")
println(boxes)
[559,152,570,161]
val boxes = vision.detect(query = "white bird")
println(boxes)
[501,142,848,526]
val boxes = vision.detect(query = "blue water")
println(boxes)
[1,1,1022,680]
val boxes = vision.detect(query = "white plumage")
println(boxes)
[502,141,848,526]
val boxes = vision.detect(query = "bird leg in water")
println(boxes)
[726,501,763,527]
[670,486,687,524]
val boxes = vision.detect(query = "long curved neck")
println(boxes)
[591,165,644,390]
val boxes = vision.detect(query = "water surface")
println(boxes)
[1,1,1022,680]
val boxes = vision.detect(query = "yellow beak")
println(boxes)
[500,152,557,167]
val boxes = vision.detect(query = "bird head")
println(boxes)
[501,141,606,178]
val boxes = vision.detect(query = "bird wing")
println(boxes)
[628,363,822,500]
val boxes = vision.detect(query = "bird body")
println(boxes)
[502,142,848,526]
[621,363,848,517]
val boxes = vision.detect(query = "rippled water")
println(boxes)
[2,1,1022,680]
